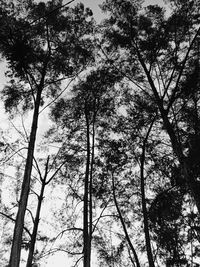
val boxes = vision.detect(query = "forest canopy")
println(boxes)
[0,0,199,266]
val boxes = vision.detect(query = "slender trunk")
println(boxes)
[128,248,136,267]
[83,110,90,267]
[88,117,95,264]
[26,158,49,267]
[111,172,141,267]
[9,86,43,267]
[140,120,155,267]
[26,180,45,267]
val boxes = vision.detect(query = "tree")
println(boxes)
[50,66,121,267]
[100,0,200,215]
[0,0,200,265]
[96,2,200,261]
[0,1,94,266]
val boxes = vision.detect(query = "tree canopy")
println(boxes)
[0,0,200,266]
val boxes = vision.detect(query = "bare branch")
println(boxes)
[40,247,82,260]
[92,199,111,234]
[73,256,84,267]
[46,160,66,185]
[39,67,84,114]
[0,212,32,237]
[33,157,43,182]
[21,115,29,143]
[30,0,76,25]
[2,147,28,165]
[26,208,35,224]
[9,119,28,143]
[54,227,83,241]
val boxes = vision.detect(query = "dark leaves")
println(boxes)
[1,80,33,114]
[149,189,183,224]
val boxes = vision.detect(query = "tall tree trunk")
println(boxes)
[88,115,95,265]
[9,78,44,267]
[111,172,141,267]
[140,120,155,267]
[83,109,90,267]
[26,157,49,267]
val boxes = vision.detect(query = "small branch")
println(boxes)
[21,115,29,143]
[73,256,84,267]
[45,160,65,185]
[24,71,37,104]
[54,227,83,241]
[2,147,28,165]
[40,247,82,260]
[92,214,119,224]
[39,66,85,114]
[33,157,43,182]
[128,247,136,267]
[92,199,111,234]
[9,119,28,143]
[68,183,83,202]
[26,208,35,224]
[43,156,50,183]
[30,0,76,25]
[99,43,150,95]
[29,188,40,198]
[45,23,51,57]
[0,212,32,237]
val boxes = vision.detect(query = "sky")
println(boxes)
[0,0,168,266]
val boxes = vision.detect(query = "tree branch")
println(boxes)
[0,212,32,237]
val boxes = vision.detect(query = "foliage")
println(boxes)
[0,0,200,266]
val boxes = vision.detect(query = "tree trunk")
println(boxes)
[140,120,155,267]
[111,172,141,267]
[9,85,43,267]
[26,181,45,267]
[88,116,95,265]
[83,109,90,267]
[26,158,49,267]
